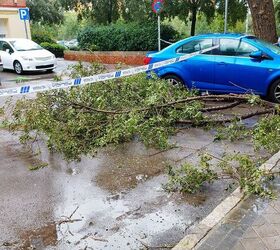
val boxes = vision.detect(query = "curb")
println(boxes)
[172,151,280,250]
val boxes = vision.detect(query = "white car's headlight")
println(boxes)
[21,56,34,61]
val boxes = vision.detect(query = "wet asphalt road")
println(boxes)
[0,116,262,249]
[0,63,270,249]
[0,59,76,88]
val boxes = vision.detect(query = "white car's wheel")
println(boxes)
[14,61,23,75]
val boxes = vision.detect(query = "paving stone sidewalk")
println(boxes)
[195,175,280,250]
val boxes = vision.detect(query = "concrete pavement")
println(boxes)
[195,165,280,250]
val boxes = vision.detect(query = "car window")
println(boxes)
[218,39,240,56]
[0,41,13,52]
[176,39,213,54]
[9,40,42,51]
[251,38,280,55]
[217,39,258,57]
[236,42,258,57]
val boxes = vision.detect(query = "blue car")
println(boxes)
[145,33,280,103]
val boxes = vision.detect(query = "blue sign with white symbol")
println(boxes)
[19,8,30,21]
[152,0,164,14]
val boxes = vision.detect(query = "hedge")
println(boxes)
[32,30,56,45]
[40,42,65,58]
[77,22,179,51]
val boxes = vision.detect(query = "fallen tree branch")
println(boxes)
[178,108,276,125]
[201,101,243,112]
[55,94,259,115]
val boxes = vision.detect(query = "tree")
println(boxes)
[121,0,156,22]
[26,0,64,25]
[164,0,247,36]
[163,0,216,36]
[247,0,277,43]
[59,0,119,24]
[217,0,248,26]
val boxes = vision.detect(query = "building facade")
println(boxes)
[0,0,31,38]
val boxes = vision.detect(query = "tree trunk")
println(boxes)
[190,6,197,36]
[247,0,277,43]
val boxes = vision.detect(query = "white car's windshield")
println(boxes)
[9,40,42,51]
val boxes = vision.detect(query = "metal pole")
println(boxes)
[224,0,228,33]
[24,20,29,39]
[158,14,161,51]
[245,12,249,33]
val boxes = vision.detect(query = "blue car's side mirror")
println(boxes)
[249,51,263,59]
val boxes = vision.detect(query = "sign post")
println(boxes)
[224,0,228,33]
[152,0,164,51]
[19,8,30,39]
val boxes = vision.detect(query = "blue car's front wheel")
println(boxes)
[163,74,184,87]
[268,79,280,103]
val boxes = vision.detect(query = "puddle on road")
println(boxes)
[20,223,57,249]
[0,127,258,250]
[95,143,168,193]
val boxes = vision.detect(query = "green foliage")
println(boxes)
[27,0,64,25]
[67,62,106,78]
[29,162,48,171]
[253,115,280,154]
[216,0,248,25]
[57,12,89,40]
[164,154,218,194]
[8,63,204,161]
[215,121,251,142]
[31,24,56,44]
[40,42,66,58]
[165,153,275,198]
[15,77,30,84]
[219,154,275,198]
[59,0,119,24]
[78,22,179,51]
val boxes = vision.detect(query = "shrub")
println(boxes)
[77,22,179,51]
[40,42,65,58]
[31,25,56,44]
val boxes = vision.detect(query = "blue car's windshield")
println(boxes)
[250,38,280,55]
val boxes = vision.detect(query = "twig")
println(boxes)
[205,152,227,163]
[90,237,108,242]
[58,218,82,225]
[148,145,178,157]
[136,238,174,249]
[69,205,79,219]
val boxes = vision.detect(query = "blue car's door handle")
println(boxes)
[217,62,227,65]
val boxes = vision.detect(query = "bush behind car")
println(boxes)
[78,22,179,51]
[40,42,65,58]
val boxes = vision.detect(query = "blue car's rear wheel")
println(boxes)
[269,79,280,103]
[163,74,184,87]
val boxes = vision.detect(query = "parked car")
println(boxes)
[0,38,57,74]
[145,33,280,103]
[64,39,79,50]
[0,55,3,71]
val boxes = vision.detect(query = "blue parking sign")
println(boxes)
[19,8,30,21]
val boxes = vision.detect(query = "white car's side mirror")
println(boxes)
[5,49,10,53]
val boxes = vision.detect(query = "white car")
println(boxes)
[0,38,57,74]
[0,55,3,71]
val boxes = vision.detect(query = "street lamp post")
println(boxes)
[224,0,228,33]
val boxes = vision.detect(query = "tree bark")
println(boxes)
[190,6,197,36]
[247,0,277,43]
